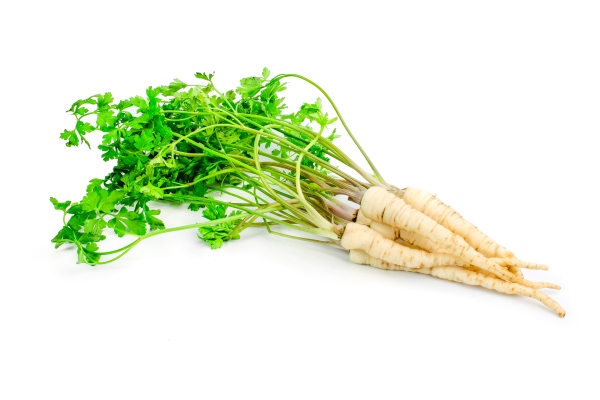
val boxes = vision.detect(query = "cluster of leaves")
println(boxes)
[50,185,163,264]
[198,201,243,250]
[52,68,344,264]
[278,98,340,174]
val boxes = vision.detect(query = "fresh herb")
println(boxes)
[52,68,377,264]
[50,68,566,317]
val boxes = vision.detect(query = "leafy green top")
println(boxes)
[52,68,378,265]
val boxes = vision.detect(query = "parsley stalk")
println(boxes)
[52,68,388,264]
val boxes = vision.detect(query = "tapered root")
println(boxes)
[490,258,549,271]
[349,250,565,317]
[342,222,468,269]
[400,186,514,259]
[360,187,528,285]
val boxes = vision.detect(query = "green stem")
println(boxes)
[272,73,386,184]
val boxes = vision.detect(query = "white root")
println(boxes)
[348,250,565,318]
[490,258,549,271]
[359,187,559,290]
[341,222,469,269]
[400,186,514,258]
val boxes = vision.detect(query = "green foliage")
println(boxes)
[52,67,348,264]
[198,202,243,249]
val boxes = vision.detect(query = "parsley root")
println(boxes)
[349,250,566,317]
[400,186,514,258]
[51,68,565,317]
[360,187,560,291]
[341,222,469,269]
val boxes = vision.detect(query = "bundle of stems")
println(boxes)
[51,68,565,317]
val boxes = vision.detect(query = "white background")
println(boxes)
[1,1,599,399]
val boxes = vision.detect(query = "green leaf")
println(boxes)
[60,129,79,147]
[50,197,71,211]
[51,226,77,248]
[127,113,151,129]
[195,72,214,81]
[197,211,242,250]
[121,217,146,236]
[191,183,208,197]
[101,191,125,213]
[108,208,147,236]
[84,218,107,235]
[101,128,120,145]
[107,218,127,237]
[117,99,133,110]
[202,201,227,220]
[198,224,241,249]
[80,191,102,212]
[81,189,124,214]
[262,67,270,80]
[130,96,147,109]
[134,129,155,151]
[97,109,116,128]
[139,183,163,199]
[146,209,165,230]
[76,121,95,139]
[164,78,187,94]
[75,241,103,265]
[79,232,106,244]
[67,211,95,231]
[86,179,104,193]
[75,107,89,116]
[236,76,263,98]
[68,97,97,113]
[98,144,118,161]
[97,92,114,109]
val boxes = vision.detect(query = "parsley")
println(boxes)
[52,68,376,265]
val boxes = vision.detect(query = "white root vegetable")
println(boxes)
[341,222,469,269]
[355,210,371,225]
[489,258,549,271]
[369,220,396,240]
[396,229,446,254]
[399,186,514,258]
[352,220,497,278]
[349,250,565,318]
[355,210,398,240]
[399,187,531,277]
[358,212,531,272]
[360,187,558,290]
[357,215,526,278]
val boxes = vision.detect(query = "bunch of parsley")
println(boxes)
[52,69,382,265]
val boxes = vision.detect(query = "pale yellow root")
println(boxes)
[360,197,530,279]
[356,211,400,243]
[349,250,565,318]
[384,225,525,277]
[359,210,448,252]
[369,223,528,278]
[355,210,372,225]
[508,265,524,278]
[360,187,558,290]
[361,187,517,280]
[393,187,542,278]
[349,248,419,272]
[341,222,469,269]
[399,186,514,258]
[370,220,396,240]
[397,229,447,253]
[357,212,417,250]
[490,258,549,271]
[362,224,496,278]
